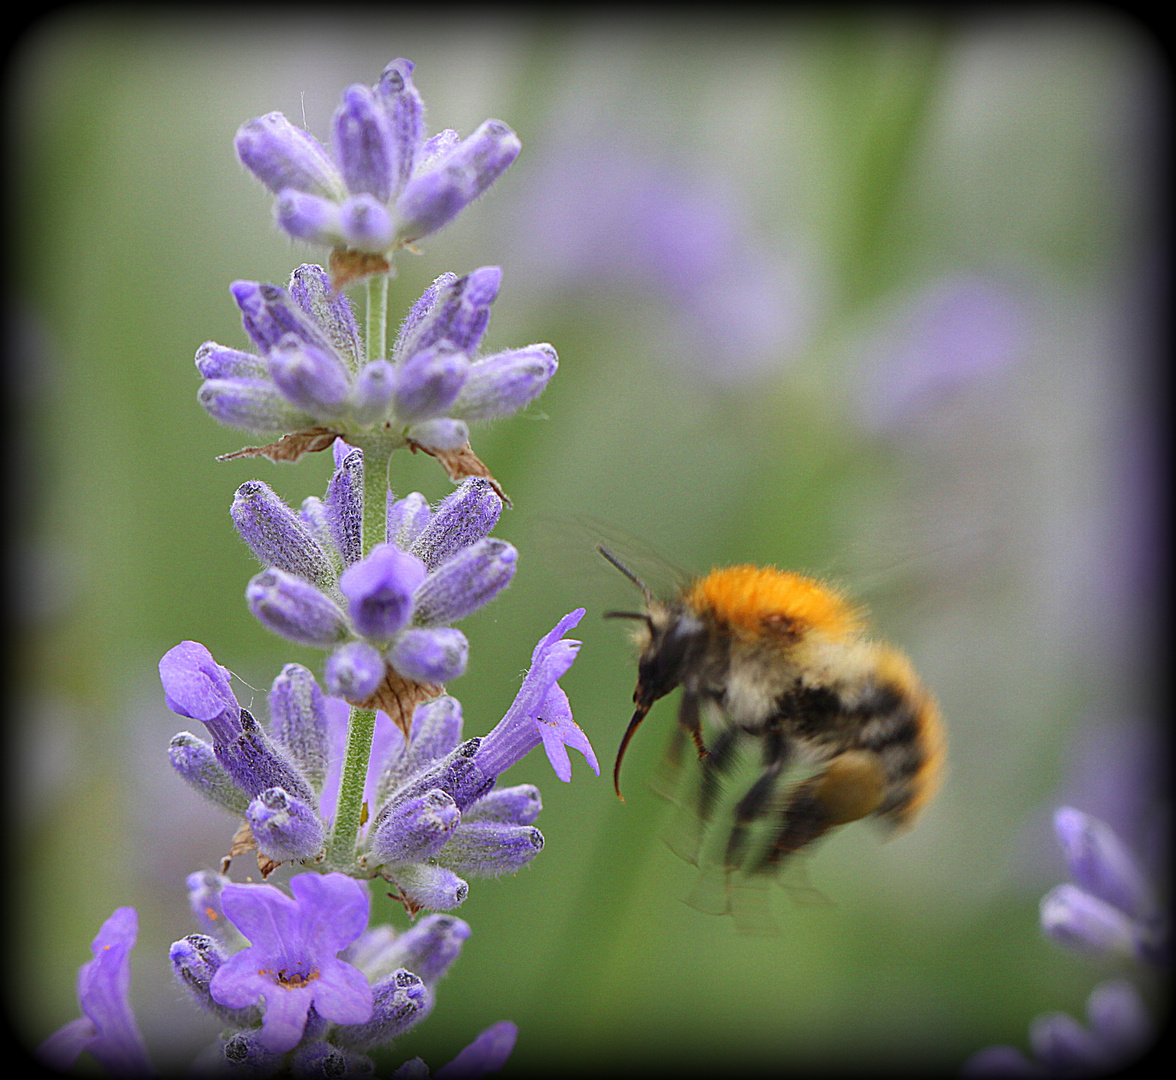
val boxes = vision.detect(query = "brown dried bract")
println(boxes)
[407,439,511,506]
[219,820,283,879]
[329,247,393,291]
[350,663,442,738]
[221,819,258,875]
[217,427,341,464]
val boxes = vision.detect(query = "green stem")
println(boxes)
[327,274,394,871]
[326,706,377,870]
[365,274,389,364]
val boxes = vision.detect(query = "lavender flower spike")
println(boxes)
[237,59,520,261]
[37,907,155,1077]
[209,873,373,1053]
[476,609,598,782]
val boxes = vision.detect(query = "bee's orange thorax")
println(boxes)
[686,565,864,640]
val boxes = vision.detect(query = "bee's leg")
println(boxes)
[696,725,740,824]
[650,693,698,800]
[757,750,886,870]
[724,726,791,871]
[678,690,708,759]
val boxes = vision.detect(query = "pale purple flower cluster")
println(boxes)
[41,55,584,1078]
[963,807,1161,1075]
[232,440,515,695]
[236,58,520,256]
[159,608,594,889]
[197,263,557,444]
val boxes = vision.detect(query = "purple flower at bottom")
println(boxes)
[210,873,374,1053]
[37,907,155,1076]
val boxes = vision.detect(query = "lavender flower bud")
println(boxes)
[222,1031,282,1073]
[453,344,559,422]
[438,822,544,876]
[394,272,458,362]
[215,708,316,804]
[388,627,469,684]
[391,863,469,912]
[339,543,428,642]
[232,481,336,588]
[395,120,521,243]
[465,784,542,826]
[1040,883,1142,961]
[268,664,329,790]
[387,491,431,549]
[299,495,332,551]
[333,84,397,203]
[407,695,464,766]
[388,739,492,813]
[406,417,470,452]
[1029,1012,1109,1073]
[246,568,350,647]
[341,193,397,251]
[195,341,266,380]
[247,787,326,862]
[370,789,461,864]
[275,189,345,247]
[168,732,250,814]
[171,934,260,1026]
[399,267,501,359]
[335,969,432,1051]
[325,447,364,568]
[325,640,386,700]
[233,280,332,356]
[1087,979,1151,1060]
[374,695,463,808]
[235,112,345,200]
[353,360,398,425]
[374,58,425,191]
[408,479,501,571]
[187,870,233,939]
[291,1042,348,1076]
[266,335,352,418]
[392,346,470,423]
[288,264,362,367]
[1053,807,1157,923]
[382,915,470,985]
[197,377,310,434]
[409,538,516,625]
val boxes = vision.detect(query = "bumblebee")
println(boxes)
[602,547,944,875]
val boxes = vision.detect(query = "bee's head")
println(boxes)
[599,546,707,800]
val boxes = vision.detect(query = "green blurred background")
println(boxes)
[11,10,1164,1075]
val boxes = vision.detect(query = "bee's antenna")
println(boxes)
[614,703,652,802]
[598,545,652,601]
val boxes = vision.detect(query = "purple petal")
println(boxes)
[435,1020,518,1079]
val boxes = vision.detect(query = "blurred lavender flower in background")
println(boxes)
[853,275,1027,432]
[1041,807,1165,967]
[507,130,814,386]
[964,807,1163,1074]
